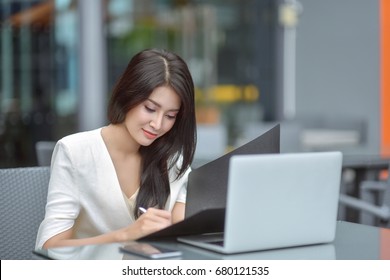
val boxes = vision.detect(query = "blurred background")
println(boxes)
[0,0,389,168]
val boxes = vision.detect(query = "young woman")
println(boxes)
[35,49,196,249]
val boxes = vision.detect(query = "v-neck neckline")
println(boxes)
[98,127,140,200]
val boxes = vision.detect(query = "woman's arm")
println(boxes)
[171,202,186,223]
[43,208,172,249]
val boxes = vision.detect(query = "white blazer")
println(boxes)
[35,128,189,249]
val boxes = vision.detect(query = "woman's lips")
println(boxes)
[142,129,158,139]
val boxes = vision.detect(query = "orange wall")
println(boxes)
[380,229,390,260]
[381,0,390,156]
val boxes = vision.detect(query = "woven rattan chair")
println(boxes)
[0,167,50,259]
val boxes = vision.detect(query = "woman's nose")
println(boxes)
[150,114,163,130]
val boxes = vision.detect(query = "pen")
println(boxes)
[138,207,147,214]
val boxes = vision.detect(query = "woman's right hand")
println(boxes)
[122,208,172,241]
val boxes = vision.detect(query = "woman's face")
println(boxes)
[123,86,181,147]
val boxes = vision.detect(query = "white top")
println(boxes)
[35,128,189,249]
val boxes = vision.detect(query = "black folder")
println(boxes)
[138,124,280,241]
[185,124,280,217]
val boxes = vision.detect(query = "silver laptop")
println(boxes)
[178,151,343,254]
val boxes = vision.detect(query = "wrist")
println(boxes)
[114,229,128,243]
[115,226,138,243]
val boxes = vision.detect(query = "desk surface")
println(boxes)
[34,221,390,260]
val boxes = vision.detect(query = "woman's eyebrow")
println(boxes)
[147,98,180,112]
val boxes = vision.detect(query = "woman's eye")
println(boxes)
[145,106,155,112]
[166,115,177,120]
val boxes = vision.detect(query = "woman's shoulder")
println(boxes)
[57,127,103,149]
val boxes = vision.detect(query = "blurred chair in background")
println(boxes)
[339,165,390,228]
[0,167,50,259]
[35,141,56,166]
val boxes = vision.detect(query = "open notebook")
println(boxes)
[178,152,342,254]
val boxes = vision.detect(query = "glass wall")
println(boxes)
[106,0,278,151]
[0,0,278,167]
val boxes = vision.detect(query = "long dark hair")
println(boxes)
[107,48,196,218]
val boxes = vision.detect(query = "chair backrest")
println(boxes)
[35,141,56,166]
[0,167,50,259]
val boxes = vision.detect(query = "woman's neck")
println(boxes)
[102,124,140,156]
